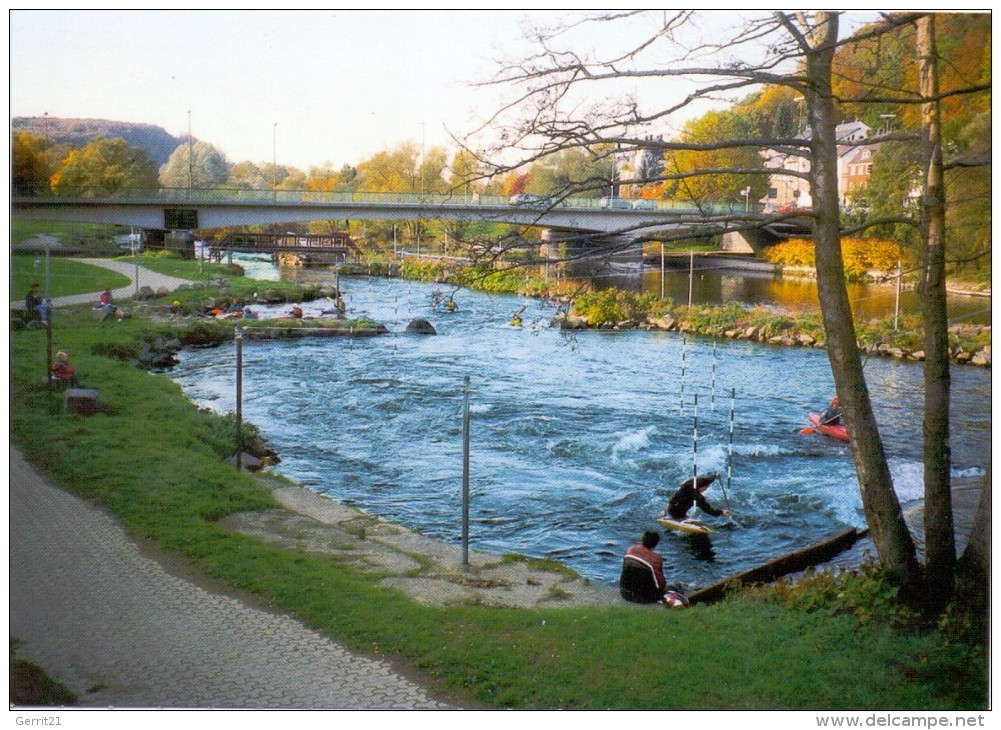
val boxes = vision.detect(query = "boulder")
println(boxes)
[405,318,437,335]
[136,285,157,300]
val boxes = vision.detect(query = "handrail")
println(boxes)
[12,187,746,214]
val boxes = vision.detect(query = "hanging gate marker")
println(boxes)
[679,337,687,416]
[711,340,717,412]
[691,392,699,482]
[723,388,735,512]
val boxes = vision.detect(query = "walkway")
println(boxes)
[9,447,450,709]
[11,254,196,310]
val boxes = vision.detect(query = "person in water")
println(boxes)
[619,530,667,604]
[820,396,842,425]
[665,473,731,521]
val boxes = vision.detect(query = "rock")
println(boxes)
[955,351,973,362]
[155,287,170,298]
[649,315,676,331]
[742,326,758,340]
[91,308,112,321]
[405,318,437,335]
[64,388,100,416]
[560,315,588,330]
[972,350,990,366]
[909,350,925,361]
[796,333,816,347]
[261,289,287,303]
[136,285,157,300]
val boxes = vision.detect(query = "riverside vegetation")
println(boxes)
[9,253,988,709]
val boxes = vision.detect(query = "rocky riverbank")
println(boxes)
[553,311,992,368]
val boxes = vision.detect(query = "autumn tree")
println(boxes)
[664,109,765,204]
[11,131,51,195]
[51,137,158,197]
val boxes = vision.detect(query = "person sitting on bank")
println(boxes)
[619,530,667,604]
[665,472,731,521]
[820,396,842,425]
[288,304,304,319]
[98,288,115,310]
[24,283,48,323]
[50,350,81,387]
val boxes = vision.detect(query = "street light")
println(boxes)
[187,110,193,199]
[740,186,751,213]
[272,123,278,201]
[234,326,244,471]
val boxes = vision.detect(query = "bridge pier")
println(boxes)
[721,228,779,255]
[164,231,196,258]
[540,230,642,277]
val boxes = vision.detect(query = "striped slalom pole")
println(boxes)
[680,337,687,416]
[723,388,735,512]
[711,340,717,412]
[692,392,699,481]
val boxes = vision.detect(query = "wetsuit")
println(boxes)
[667,483,725,521]
[619,544,666,603]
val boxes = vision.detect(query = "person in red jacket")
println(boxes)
[619,530,667,604]
[50,351,80,387]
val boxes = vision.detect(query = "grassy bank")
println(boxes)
[9,285,987,708]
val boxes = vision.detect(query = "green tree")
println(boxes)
[158,140,230,189]
[523,146,614,199]
[51,137,158,197]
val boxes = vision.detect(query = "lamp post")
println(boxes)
[740,186,751,213]
[272,123,278,202]
[234,326,244,471]
[187,110,193,199]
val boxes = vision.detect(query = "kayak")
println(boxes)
[807,412,849,442]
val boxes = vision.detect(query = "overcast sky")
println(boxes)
[11,10,882,171]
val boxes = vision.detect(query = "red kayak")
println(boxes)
[807,412,849,442]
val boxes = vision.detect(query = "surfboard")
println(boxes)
[657,517,712,535]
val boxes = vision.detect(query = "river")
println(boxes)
[170,258,991,591]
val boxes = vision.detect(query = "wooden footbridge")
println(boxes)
[209,232,363,264]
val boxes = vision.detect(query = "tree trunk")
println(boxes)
[955,462,989,646]
[916,14,955,613]
[804,13,920,589]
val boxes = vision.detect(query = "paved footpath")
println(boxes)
[9,447,450,709]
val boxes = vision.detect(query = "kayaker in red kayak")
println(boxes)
[820,396,842,425]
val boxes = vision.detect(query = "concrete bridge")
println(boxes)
[11,188,805,257]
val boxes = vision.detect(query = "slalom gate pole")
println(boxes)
[680,337,687,416]
[692,392,699,481]
[723,388,735,510]
[711,340,717,412]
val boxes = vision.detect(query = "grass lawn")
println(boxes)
[10,254,131,300]
[7,273,988,710]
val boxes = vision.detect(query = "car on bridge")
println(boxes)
[599,196,632,210]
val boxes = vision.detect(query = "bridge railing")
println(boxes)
[13,186,746,215]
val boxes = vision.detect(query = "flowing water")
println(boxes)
[170,258,991,591]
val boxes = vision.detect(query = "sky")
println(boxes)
[11,10,883,172]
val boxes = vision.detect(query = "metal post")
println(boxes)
[44,244,52,399]
[235,326,244,471]
[461,375,471,568]
[133,227,140,298]
[894,259,902,330]
[688,249,695,311]
[679,337,686,416]
[660,242,665,299]
[187,110,193,201]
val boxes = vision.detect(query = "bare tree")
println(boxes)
[472,10,924,588]
[915,14,955,611]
